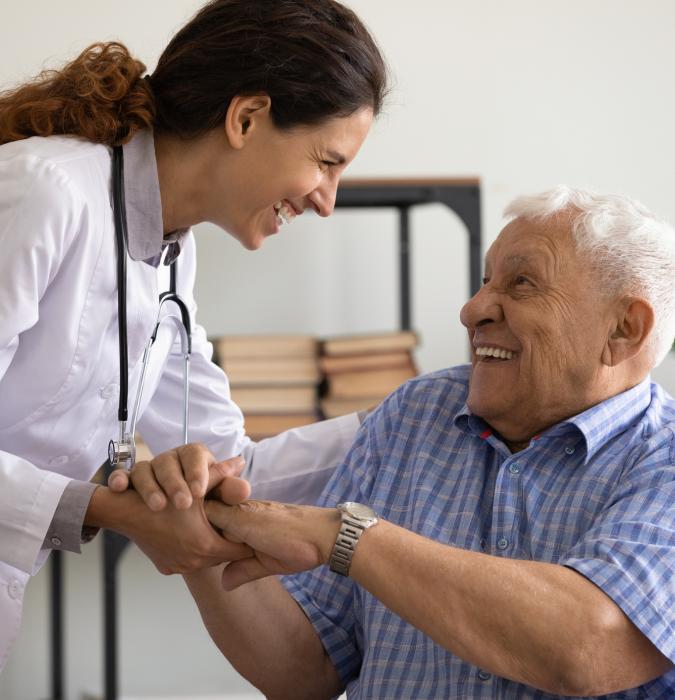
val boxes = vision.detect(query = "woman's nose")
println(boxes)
[308,177,339,217]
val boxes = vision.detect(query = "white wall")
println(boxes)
[1,1,674,698]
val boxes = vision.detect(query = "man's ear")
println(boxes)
[224,94,272,149]
[602,298,655,366]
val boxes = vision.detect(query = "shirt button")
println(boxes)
[477,670,492,681]
[508,462,521,475]
[100,384,119,399]
[48,455,69,467]
[50,536,62,547]
[479,538,487,551]
[7,579,22,600]
[564,446,575,455]
[497,537,509,550]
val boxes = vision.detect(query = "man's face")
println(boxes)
[459,216,615,444]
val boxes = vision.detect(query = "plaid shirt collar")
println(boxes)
[454,373,652,464]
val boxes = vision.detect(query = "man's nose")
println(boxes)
[460,284,503,328]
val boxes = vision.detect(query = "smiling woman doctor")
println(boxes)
[0,0,387,670]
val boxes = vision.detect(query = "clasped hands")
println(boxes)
[106,443,339,586]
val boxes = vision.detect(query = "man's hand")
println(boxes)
[204,500,341,590]
[107,442,246,511]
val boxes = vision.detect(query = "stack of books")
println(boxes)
[319,331,419,418]
[213,335,320,440]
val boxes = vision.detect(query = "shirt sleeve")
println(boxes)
[42,480,99,553]
[281,390,401,686]
[560,428,675,663]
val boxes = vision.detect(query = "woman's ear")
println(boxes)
[602,298,655,366]
[224,94,272,149]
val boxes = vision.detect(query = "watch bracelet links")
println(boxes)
[329,516,366,576]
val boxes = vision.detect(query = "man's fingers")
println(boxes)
[107,468,130,492]
[211,535,254,563]
[221,557,270,591]
[206,456,246,492]
[216,476,251,505]
[205,500,249,543]
[204,500,235,530]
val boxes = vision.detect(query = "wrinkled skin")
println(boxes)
[460,216,618,447]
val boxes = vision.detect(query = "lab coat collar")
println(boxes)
[122,129,188,263]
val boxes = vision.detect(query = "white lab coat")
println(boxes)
[0,136,358,670]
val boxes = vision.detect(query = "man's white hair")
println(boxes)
[504,186,675,367]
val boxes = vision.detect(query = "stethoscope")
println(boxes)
[107,145,193,470]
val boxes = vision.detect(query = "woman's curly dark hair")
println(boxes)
[0,0,388,147]
[0,42,154,146]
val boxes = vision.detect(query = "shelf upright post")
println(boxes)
[398,205,411,331]
[102,460,131,700]
[50,550,64,700]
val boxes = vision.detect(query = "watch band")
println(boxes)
[329,502,378,576]
[329,516,366,576]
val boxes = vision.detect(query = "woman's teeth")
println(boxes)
[273,201,295,226]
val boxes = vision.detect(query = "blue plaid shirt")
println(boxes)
[282,365,675,699]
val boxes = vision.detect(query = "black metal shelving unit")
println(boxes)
[49,177,481,700]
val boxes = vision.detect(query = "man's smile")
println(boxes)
[475,345,517,361]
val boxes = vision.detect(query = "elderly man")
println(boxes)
[187,186,675,699]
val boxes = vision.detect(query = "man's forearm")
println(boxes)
[350,520,671,696]
[184,568,342,700]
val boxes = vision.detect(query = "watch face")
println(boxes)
[340,501,377,521]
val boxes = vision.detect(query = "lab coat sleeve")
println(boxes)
[0,153,84,573]
[240,413,360,503]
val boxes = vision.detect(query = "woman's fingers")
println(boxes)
[107,468,130,492]
[147,449,195,509]
[216,475,251,505]
[123,444,249,512]
[129,460,168,511]
[206,456,246,492]
[175,443,212,499]
[221,557,270,590]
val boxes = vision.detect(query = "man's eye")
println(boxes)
[481,276,490,286]
[514,275,532,286]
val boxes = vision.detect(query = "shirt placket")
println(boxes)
[489,452,525,557]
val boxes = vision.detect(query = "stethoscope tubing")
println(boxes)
[110,146,192,469]
[112,146,130,424]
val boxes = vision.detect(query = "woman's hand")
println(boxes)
[107,442,246,510]
[87,454,252,575]
[204,500,341,590]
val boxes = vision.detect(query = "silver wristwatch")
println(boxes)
[329,502,379,577]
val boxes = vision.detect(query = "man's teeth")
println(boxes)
[476,346,515,360]
[273,201,295,225]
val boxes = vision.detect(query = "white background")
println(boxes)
[1,1,674,698]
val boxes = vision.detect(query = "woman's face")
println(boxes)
[205,105,374,249]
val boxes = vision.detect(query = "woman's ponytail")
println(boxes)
[0,42,155,147]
